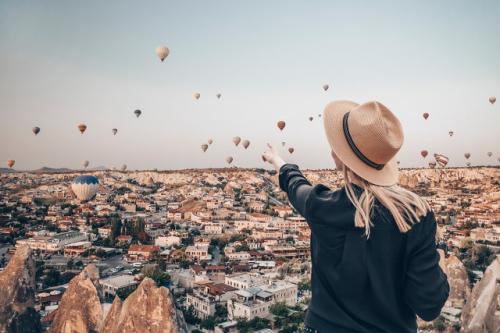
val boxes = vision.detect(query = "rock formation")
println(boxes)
[101,277,187,333]
[439,253,470,308]
[50,264,103,333]
[0,246,40,333]
[461,255,499,333]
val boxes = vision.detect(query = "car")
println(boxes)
[131,262,143,268]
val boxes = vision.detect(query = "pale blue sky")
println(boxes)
[1,1,499,170]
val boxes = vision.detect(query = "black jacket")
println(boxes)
[279,164,449,333]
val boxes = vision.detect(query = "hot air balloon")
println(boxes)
[423,113,429,120]
[242,140,250,149]
[322,84,329,91]
[208,139,213,145]
[318,114,322,118]
[201,144,208,152]
[429,162,436,169]
[466,162,471,167]
[309,116,313,122]
[489,96,496,104]
[6,160,15,168]
[121,164,127,172]
[226,156,233,165]
[464,153,471,159]
[82,160,89,169]
[487,152,493,157]
[281,142,286,147]
[277,121,286,131]
[134,110,142,118]
[156,46,169,62]
[448,131,454,137]
[216,93,221,99]
[112,128,118,135]
[78,124,87,134]
[421,150,428,158]
[193,93,201,100]
[232,136,241,146]
[71,175,99,201]
[32,127,40,135]
[261,155,267,162]
[434,154,449,168]
[397,161,401,166]
[288,147,295,154]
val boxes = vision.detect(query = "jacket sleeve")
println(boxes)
[278,164,314,218]
[404,212,450,321]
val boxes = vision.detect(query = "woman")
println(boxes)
[263,100,449,333]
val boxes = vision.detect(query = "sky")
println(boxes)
[0,0,499,170]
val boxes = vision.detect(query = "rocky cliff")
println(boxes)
[439,253,470,308]
[0,246,40,333]
[461,255,499,333]
[101,278,187,333]
[50,264,103,333]
[49,269,187,333]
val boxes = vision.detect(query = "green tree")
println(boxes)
[141,266,170,287]
[66,258,74,270]
[433,315,447,332]
[200,315,216,329]
[270,302,290,317]
[44,268,61,287]
[110,215,122,241]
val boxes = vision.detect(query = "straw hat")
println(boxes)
[323,100,403,186]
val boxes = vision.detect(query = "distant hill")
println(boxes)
[33,167,74,173]
[0,168,15,173]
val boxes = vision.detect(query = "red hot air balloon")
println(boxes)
[421,150,428,158]
[78,124,87,134]
[288,147,295,154]
[423,113,429,120]
[208,139,213,145]
[7,160,15,168]
[277,121,286,131]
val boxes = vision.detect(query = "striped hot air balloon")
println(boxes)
[71,175,99,201]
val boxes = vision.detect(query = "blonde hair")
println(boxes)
[343,166,430,238]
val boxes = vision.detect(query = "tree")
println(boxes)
[183,305,200,325]
[270,302,290,318]
[66,258,74,270]
[433,315,447,332]
[141,266,170,287]
[215,303,228,319]
[298,279,311,292]
[110,215,122,241]
[44,268,61,287]
[200,315,216,329]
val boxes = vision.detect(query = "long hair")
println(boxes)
[343,166,430,238]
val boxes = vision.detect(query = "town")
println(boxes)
[0,166,498,333]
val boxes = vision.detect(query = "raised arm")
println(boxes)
[262,144,313,217]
